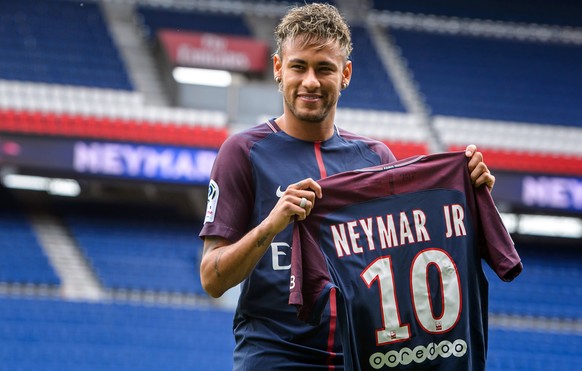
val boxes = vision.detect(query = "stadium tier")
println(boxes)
[0,189,60,286]
[0,0,580,175]
[488,328,582,371]
[338,26,406,112]
[389,29,582,128]
[138,5,252,38]
[372,0,582,27]
[0,296,235,371]
[0,1,581,370]
[56,200,205,295]
[0,108,228,148]
[0,0,132,90]
[487,244,582,319]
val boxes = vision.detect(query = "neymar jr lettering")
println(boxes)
[331,204,467,258]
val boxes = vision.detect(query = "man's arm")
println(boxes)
[200,178,322,298]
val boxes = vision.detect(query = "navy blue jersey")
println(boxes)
[290,152,522,371]
[200,119,396,370]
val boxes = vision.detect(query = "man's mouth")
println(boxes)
[298,93,323,103]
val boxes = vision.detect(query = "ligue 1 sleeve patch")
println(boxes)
[204,180,219,224]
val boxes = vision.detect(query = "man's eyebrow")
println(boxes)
[287,58,306,64]
[286,58,337,68]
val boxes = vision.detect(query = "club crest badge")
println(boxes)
[204,180,219,223]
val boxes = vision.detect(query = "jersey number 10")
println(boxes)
[361,248,462,345]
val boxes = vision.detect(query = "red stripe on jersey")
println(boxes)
[327,287,338,369]
[314,141,327,178]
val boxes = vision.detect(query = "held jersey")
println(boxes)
[289,151,522,371]
[199,119,396,370]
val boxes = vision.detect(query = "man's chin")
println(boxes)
[299,115,325,123]
[295,109,328,123]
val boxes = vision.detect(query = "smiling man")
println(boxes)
[198,3,495,370]
[274,28,352,131]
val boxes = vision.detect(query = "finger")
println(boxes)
[280,193,313,213]
[289,178,323,199]
[479,173,495,192]
[297,195,314,212]
[470,161,495,189]
[487,174,495,192]
[293,199,309,220]
[282,189,317,209]
[299,196,309,209]
[465,144,477,157]
[296,189,317,204]
[473,172,495,191]
[467,151,484,172]
[470,162,488,183]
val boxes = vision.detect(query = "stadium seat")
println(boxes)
[0,0,132,90]
[0,296,235,371]
[56,201,205,295]
[0,190,60,286]
[390,29,582,128]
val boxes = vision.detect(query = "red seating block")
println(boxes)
[448,145,582,177]
[0,109,228,149]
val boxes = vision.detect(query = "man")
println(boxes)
[199,3,495,369]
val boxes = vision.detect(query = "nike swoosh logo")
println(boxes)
[276,186,284,198]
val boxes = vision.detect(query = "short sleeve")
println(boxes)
[475,186,523,281]
[199,134,255,243]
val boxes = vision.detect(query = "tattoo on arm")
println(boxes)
[256,233,273,249]
[214,249,224,278]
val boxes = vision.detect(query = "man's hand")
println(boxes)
[465,144,495,191]
[265,178,322,234]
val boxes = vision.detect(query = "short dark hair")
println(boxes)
[274,3,352,60]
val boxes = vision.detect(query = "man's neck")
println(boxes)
[275,115,336,142]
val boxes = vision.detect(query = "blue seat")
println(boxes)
[372,0,582,27]
[485,244,582,320]
[0,0,133,90]
[0,200,60,285]
[338,26,406,112]
[138,6,252,39]
[390,29,582,127]
[488,328,582,370]
[57,201,205,295]
[0,296,235,371]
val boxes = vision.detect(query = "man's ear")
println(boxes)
[342,60,352,87]
[273,53,282,81]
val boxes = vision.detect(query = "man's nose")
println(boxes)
[302,68,320,89]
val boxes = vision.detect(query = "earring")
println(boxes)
[342,82,348,89]
[275,76,281,83]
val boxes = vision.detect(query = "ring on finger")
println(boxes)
[299,197,308,208]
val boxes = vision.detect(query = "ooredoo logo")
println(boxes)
[369,339,467,369]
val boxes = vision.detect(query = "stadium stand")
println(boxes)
[0,0,230,149]
[371,0,582,27]
[0,0,581,370]
[0,296,235,371]
[488,328,582,371]
[55,200,205,295]
[0,107,228,148]
[338,26,406,112]
[388,29,582,127]
[0,189,60,286]
[486,243,582,319]
[0,0,132,90]
[138,5,252,38]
